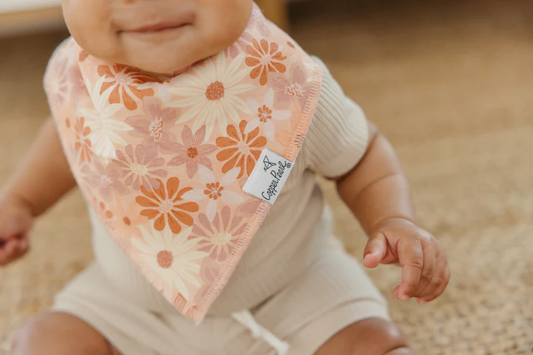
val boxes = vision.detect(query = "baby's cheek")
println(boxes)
[62,0,119,59]
[201,1,251,51]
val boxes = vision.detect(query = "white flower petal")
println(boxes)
[220,168,240,186]
[131,238,154,255]
[105,119,133,132]
[215,52,226,77]
[221,190,245,205]
[220,99,240,123]
[225,55,248,84]
[264,121,276,141]
[171,274,190,299]
[182,189,207,202]
[178,250,207,262]
[192,101,214,134]
[177,101,205,124]
[198,165,216,185]
[226,95,252,114]
[100,104,122,117]
[178,269,202,288]
[264,89,275,108]
[272,110,292,121]
[244,118,260,135]
[171,73,205,88]
[245,98,261,113]
[177,226,193,240]
[205,113,219,141]
[206,199,217,222]
[169,94,205,108]
[201,58,217,82]
[229,83,255,95]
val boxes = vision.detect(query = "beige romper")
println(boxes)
[52,59,390,355]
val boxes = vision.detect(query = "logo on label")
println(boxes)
[242,149,294,205]
[263,155,277,172]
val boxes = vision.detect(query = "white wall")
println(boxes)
[0,0,61,13]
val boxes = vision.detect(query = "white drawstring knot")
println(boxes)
[232,310,290,355]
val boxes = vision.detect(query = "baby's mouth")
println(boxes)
[128,22,187,34]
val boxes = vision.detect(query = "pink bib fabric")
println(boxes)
[44,4,322,323]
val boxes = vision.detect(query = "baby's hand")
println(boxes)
[363,218,450,304]
[0,194,33,266]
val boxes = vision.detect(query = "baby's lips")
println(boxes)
[0,234,24,248]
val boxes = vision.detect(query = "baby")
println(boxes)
[0,1,449,354]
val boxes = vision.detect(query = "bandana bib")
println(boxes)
[44,4,322,323]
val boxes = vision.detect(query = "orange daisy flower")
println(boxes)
[74,117,93,163]
[245,39,287,86]
[136,178,199,234]
[97,64,159,111]
[216,120,267,178]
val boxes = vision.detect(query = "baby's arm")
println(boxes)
[0,118,76,266]
[336,123,450,304]
[336,123,414,234]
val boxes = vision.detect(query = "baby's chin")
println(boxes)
[125,54,196,75]
[117,31,237,75]
[118,46,199,75]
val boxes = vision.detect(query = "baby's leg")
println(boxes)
[11,312,121,355]
[315,318,413,355]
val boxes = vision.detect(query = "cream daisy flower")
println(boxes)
[80,76,132,160]
[132,225,207,300]
[168,52,254,139]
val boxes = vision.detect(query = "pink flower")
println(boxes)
[45,55,70,109]
[224,31,253,59]
[194,257,220,304]
[109,144,167,191]
[249,6,271,36]
[191,206,247,262]
[245,89,292,141]
[167,126,217,179]
[81,161,126,201]
[125,97,180,153]
[182,166,244,222]
[269,64,310,110]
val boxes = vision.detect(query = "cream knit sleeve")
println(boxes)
[303,57,369,178]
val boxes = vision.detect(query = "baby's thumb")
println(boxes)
[363,233,387,268]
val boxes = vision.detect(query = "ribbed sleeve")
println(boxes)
[304,57,369,178]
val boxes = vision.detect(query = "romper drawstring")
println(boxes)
[232,310,290,355]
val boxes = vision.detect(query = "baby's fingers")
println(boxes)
[396,238,423,301]
[0,240,20,266]
[412,241,436,299]
[417,257,450,303]
[363,233,387,268]
[0,236,29,266]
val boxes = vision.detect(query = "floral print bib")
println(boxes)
[44,4,322,323]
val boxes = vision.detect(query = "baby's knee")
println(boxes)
[11,313,55,354]
[11,312,113,355]
[358,319,413,355]
[346,318,413,355]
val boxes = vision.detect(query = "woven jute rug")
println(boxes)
[0,0,532,354]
